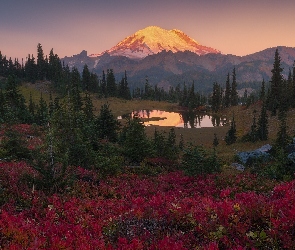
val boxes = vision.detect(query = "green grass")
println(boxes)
[19,81,52,103]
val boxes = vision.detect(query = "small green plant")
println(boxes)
[225,115,237,145]
[180,144,220,176]
[213,133,219,147]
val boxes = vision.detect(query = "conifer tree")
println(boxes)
[82,64,91,91]
[54,97,60,111]
[48,48,62,84]
[0,89,5,123]
[4,75,29,123]
[101,70,107,97]
[0,51,4,76]
[25,54,37,83]
[187,82,196,109]
[179,133,184,150]
[70,67,83,112]
[292,62,295,108]
[95,103,120,142]
[259,78,266,101]
[106,69,117,97]
[180,82,188,107]
[1,127,31,161]
[120,114,151,164]
[275,110,290,152]
[28,92,36,123]
[267,49,284,115]
[248,110,258,142]
[89,72,99,93]
[48,92,54,117]
[225,114,237,145]
[144,77,153,100]
[36,43,47,80]
[231,68,238,106]
[117,70,131,100]
[83,92,94,122]
[165,127,178,159]
[36,93,48,125]
[211,82,222,113]
[213,133,219,147]
[257,101,268,141]
[153,128,167,157]
[224,73,231,108]
[285,69,293,108]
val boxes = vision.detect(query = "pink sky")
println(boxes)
[1,0,295,60]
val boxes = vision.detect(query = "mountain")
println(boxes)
[62,26,295,93]
[89,26,220,59]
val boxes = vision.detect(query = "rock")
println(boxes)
[231,163,245,171]
[288,152,295,163]
[237,144,272,165]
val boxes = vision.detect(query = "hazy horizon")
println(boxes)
[1,0,295,60]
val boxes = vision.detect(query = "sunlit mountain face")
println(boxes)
[90,26,220,59]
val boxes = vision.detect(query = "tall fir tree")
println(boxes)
[257,101,268,141]
[83,92,94,122]
[225,114,237,145]
[25,54,37,83]
[4,75,29,123]
[259,78,266,101]
[275,110,290,152]
[70,67,83,112]
[82,64,91,91]
[292,61,295,108]
[89,72,99,93]
[213,133,219,147]
[267,49,284,115]
[36,43,47,80]
[0,89,5,123]
[106,69,117,97]
[95,103,120,142]
[117,70,131,100]
[36,93,48,125]
[101,70,107,97]
[28,92,36,123]
[211,82,222,113]
[48,48,62,84]
[231,68,238,106]
[224,73,231,108]
[119,114,151,164]
[248,110,258,142]
[188,82,196,110]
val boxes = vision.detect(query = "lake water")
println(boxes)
[118,110,227,128]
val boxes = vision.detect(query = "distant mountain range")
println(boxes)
[62,26,295,93]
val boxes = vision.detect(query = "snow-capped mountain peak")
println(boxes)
[89,26,220,59]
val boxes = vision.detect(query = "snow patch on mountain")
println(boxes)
[90,26,220,59]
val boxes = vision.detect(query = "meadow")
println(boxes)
[0,82,294,249]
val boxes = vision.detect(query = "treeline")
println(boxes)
[0,44,131,100]
[0,43,210,108]
[223,49,295,149]
[210,67,259,112]
[210,50,295,114]
[210,68,239,113]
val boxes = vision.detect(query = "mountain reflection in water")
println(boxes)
[118,110,226,128]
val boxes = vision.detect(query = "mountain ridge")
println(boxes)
[62,25,295,93]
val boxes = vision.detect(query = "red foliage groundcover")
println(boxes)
[1,161,295,249]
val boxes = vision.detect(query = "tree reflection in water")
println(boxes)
[119,110,226,128]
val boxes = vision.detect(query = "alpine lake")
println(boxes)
[118,109,227,128]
